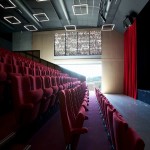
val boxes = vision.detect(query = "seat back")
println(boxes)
[113,112,128,150]
[124,127,145,150]
[59,90,72,144]
[11,75,42,126]
[107,104,116,148]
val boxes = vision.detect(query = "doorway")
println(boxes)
[60,64,102,91]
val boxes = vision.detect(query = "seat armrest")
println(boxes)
[52,86,59,94]
[71,127,88,134]
[28,89,43,104]
[44,88,53,96]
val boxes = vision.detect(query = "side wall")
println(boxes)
[102,31,124,93]
[13,32,32,51]
[0,32,12,50]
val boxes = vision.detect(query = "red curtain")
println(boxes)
[124,19,137,99]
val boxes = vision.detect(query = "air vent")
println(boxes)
[72,4,88,15]
[33,13,49,22]
[24,25,38,31]
[4,16,21,24]
[101,24,115,31]
[64,25,76,31]
[0,0,16,9]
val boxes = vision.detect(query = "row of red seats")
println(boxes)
[0,48,83,149]
[0,47,80,114]
[11,75,81,125]
[0,74,81,149]
[95,88,145,150]
[0,48,68,77]
[59,82,89,150]
[0,62,63,76]
[0,61,80,113]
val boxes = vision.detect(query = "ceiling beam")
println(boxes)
[58,0,71,25]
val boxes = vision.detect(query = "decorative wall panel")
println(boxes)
[54,33,65,56]
[54,31,101,56]
[66,32,77,55]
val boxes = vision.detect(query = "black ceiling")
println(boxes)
[0,0,149,33]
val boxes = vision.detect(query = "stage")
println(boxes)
[105,94,150,150]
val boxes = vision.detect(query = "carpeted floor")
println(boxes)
[28,110,66,150]
[77,91,112,150]
[26,91,111,150]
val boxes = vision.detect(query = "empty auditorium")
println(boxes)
[0,0,150,150]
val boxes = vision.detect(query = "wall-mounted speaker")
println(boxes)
[123,11,137,29]
[123,16,133,28]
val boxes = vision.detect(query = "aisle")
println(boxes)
[77,91,111,150]
[27,91,112,150]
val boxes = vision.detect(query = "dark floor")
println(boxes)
[77,91,112,150]
[28,110,66,150]
[5,91,112,150]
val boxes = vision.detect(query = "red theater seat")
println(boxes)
[41,76,54,110]
[29,75,51,114]
[56,76,64,91]
[59,90,88,149]
[11,75,43,126]
[107,104,116,149]
[124,127,145,150]
[113,112,145,150]
[51,76,59,103]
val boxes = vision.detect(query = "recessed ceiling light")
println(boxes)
[64,25,76,31]
[101,24,115,31]
[24,25,38,31]
[0,0,16,9]
[72,4,88,15]
[4,16,21,24]
[33,13,49,22]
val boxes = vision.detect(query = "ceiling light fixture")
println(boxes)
[72,4,88,15]
[64,25,76,31]
[33,13,49,22]
[0,0,16,9]
[4,16,21,24]
[104,0,112,19]
[24,25,38,31]
[101,24,115,31]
